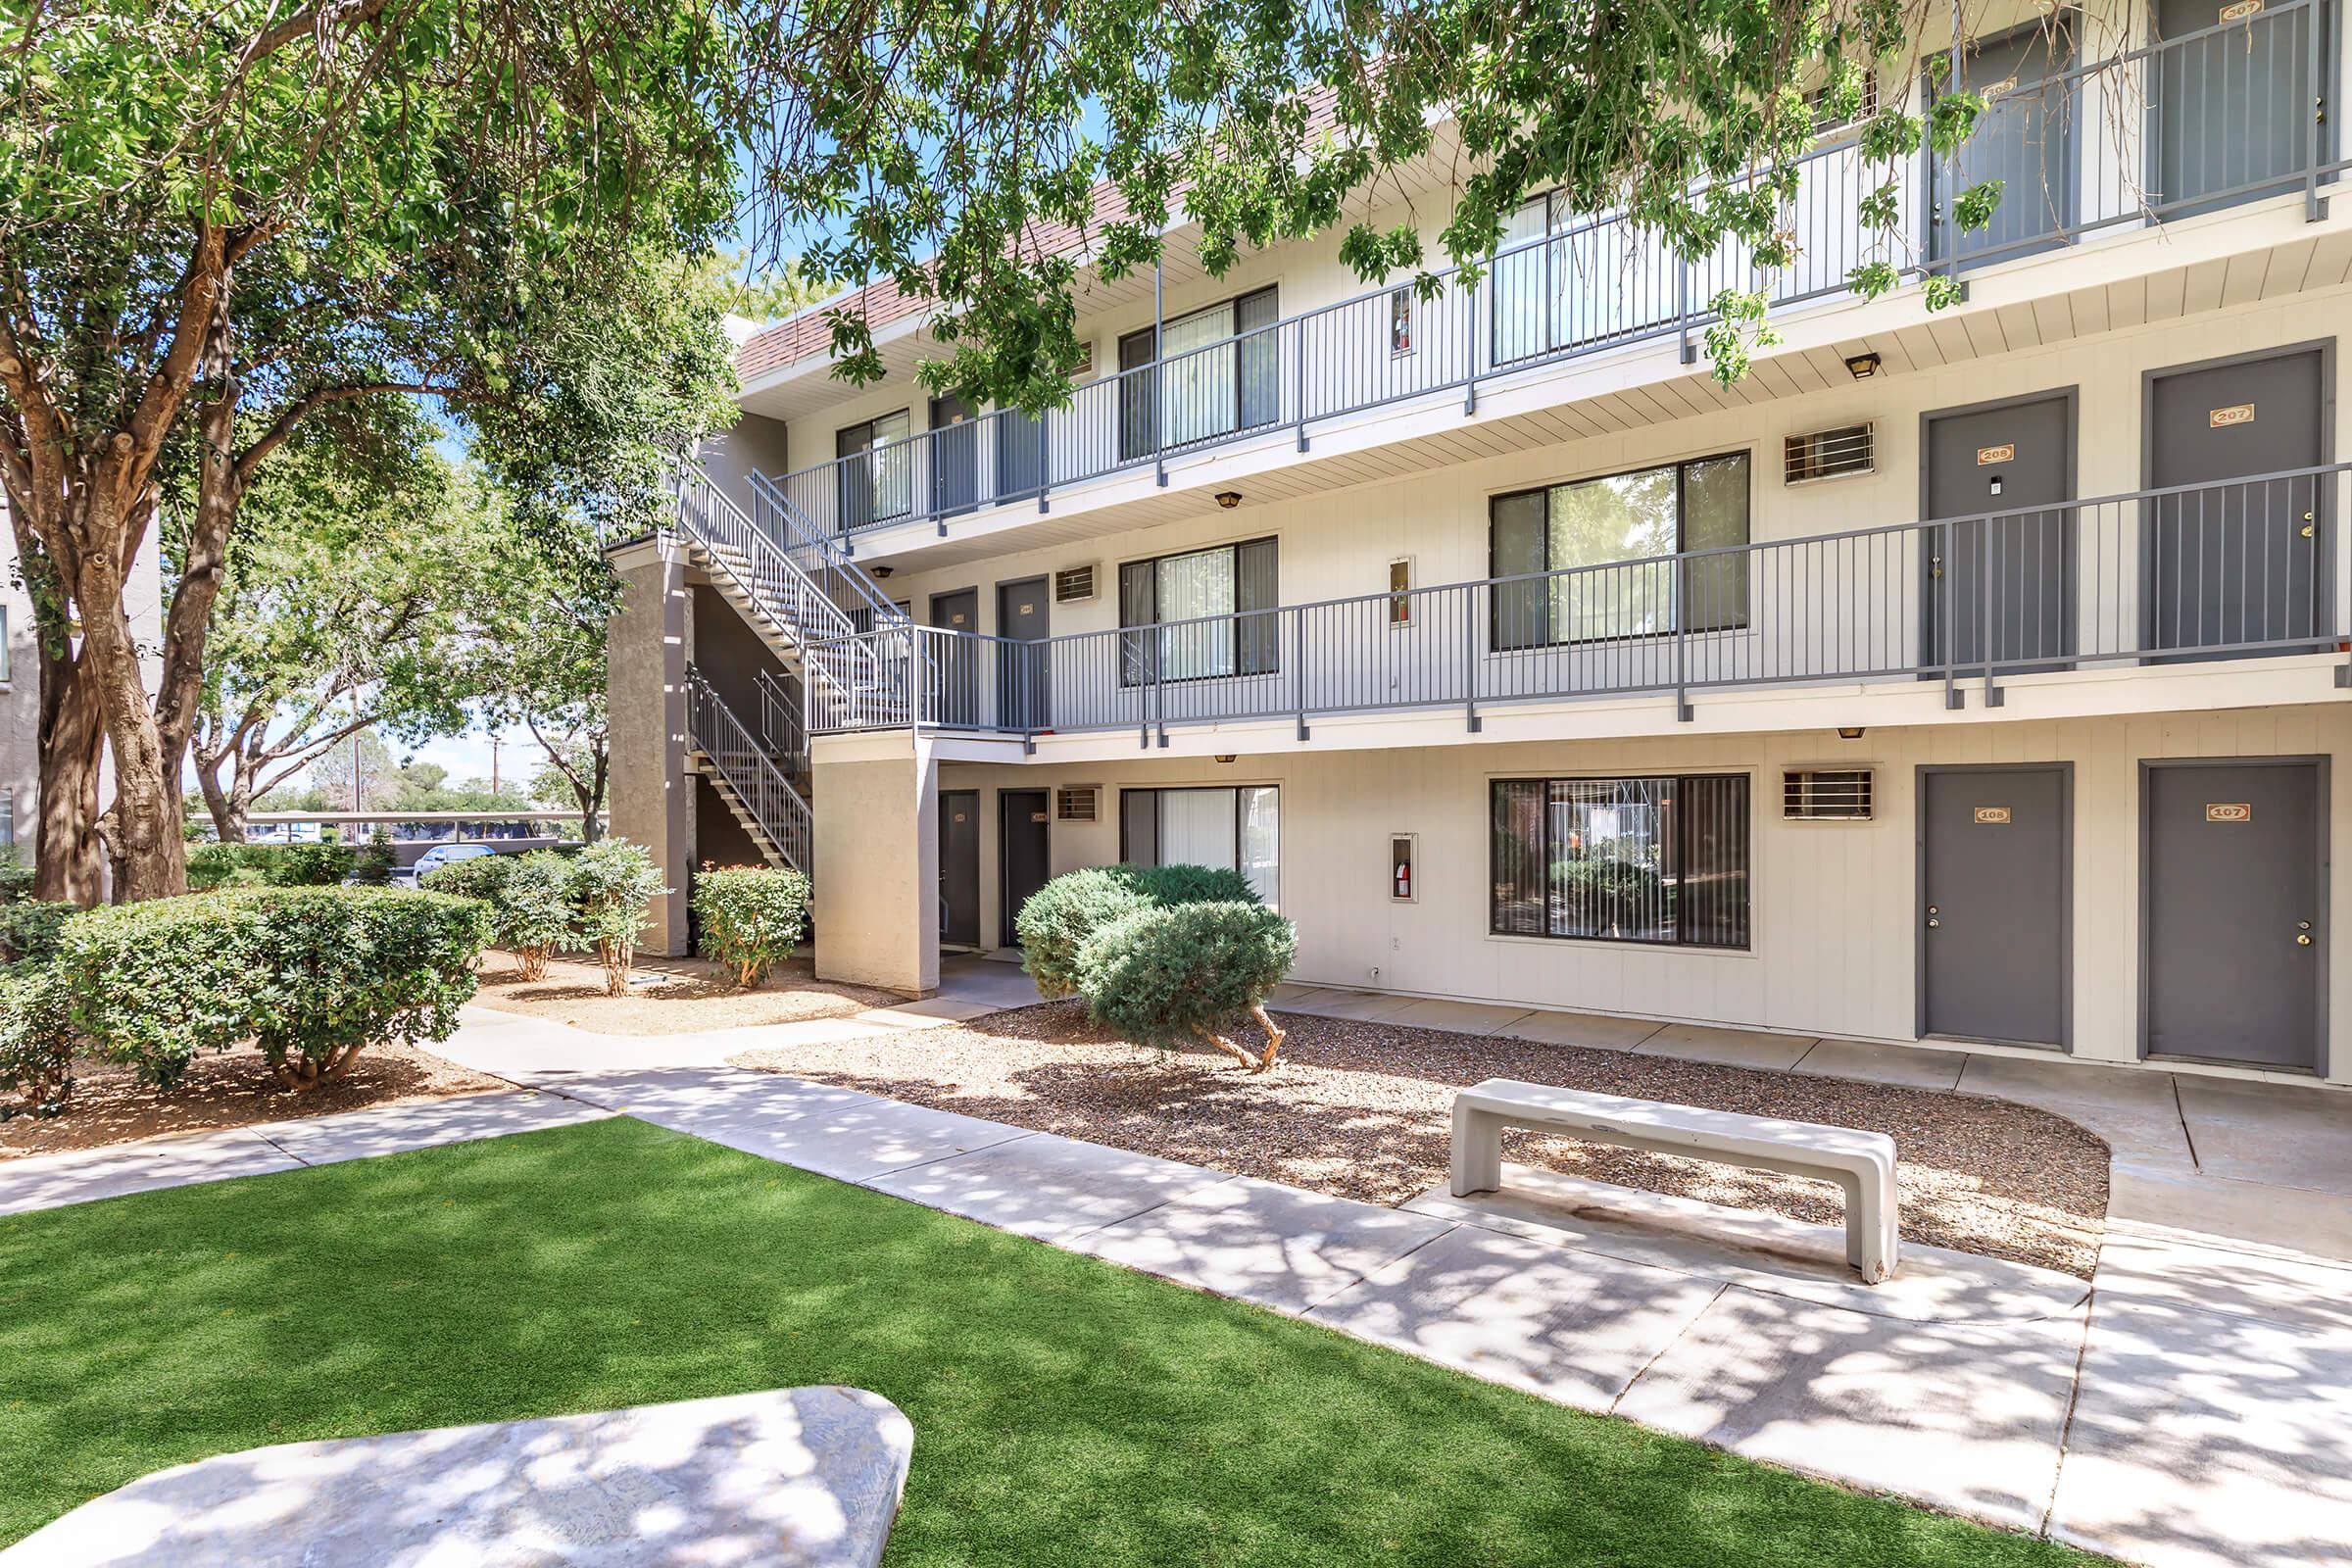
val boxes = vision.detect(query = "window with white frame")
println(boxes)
[1119,785,1280,907]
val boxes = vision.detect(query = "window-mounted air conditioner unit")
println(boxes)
[1784,421,1876,485]
[1054,564,1101,605]
[1783,768,1875,820]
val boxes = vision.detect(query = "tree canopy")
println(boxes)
[736,0,1980,405]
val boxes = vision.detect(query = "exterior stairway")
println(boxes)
[684,664,812,874]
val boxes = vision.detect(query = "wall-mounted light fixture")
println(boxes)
[1215,754,1237,763]
[1214,491,1243,510]
[1843,351,1883,380]
[1837,726,1867,740]
[870,564,894,579]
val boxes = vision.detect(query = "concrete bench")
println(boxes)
[1449,1078,1900,1283]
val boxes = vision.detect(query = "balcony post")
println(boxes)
[1153,256,1168,488]
[1982,532,2003,708]
[2308,0,2330,221]
[1463,588,1483,732]
[1294,607,1310,741]
[1677,256,1696,367]
[1464,270,1481,416]
[1295,315,1309,452]
[1940,521,1963,710]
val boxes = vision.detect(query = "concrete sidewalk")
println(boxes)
[11,976,2350,1568]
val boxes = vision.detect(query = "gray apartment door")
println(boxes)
[995,577,1051,732]
[2152,0,2322,217]
[1921,766,2068,1047]
[1924,394,2073,674]
[2146,349,2327,657]
[2145,761,2323,1068]
[999,789,1052,947]
[939,789,980,948]
[1931,18,2076,266]
[930,393,980,516]
[929,588,980,728]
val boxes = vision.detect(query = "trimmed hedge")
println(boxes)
[1015,862,1297,1070]
[0,899,75,970]
[53,887,491,1091]
[1014,862,1259,1000]
[0,968,73,1120]
[1077,900,1298,1071]
[187,842,358,891]
[693,866,811,988]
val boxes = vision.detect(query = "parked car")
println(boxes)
[390,842,498,888]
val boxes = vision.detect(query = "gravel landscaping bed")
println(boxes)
[732,1002,2110,1278]
[468,953,903,1034]
[0,1044,504,1160]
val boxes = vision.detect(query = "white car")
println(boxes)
[393,842,498,887]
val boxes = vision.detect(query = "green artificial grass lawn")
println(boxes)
[0,1117,2106,1567]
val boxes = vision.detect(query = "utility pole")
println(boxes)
[489,734,502,797]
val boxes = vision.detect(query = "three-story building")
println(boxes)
[612,0,2352,1086]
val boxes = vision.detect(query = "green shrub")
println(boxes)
[53,887,491,1091]
[1014,861,1263,1000]
[0,900,76,970]
[0,967,74,1120]
[269,842,358,886]
[564,839,668,995]
[1014,867,1152,999]
[0,845,35,903]
[186,843,255,892]
[1075,898,1298,1071]
[692,866,811,987]
[418,854,515,904]
[350,826,397,887]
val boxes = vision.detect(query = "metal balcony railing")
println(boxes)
[756,667,808,773]
[804,465,2352,741]
[685,665,815,875]
[760,0,2344,543]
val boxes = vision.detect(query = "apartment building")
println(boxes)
[611,0,2352,1088]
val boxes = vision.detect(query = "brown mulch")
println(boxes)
[732,1002,2111,1279]
[0,1043,505,1160]
[466,952,905,1035]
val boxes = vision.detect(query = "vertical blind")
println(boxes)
[1119,785,1281,907]
[1118,538,1280,683]
[1490,774,1749,947]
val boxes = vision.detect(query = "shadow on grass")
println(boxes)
[0,1118,2107,1567]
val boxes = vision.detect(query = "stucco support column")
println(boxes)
[811,731,940,996]
[605,535,694,956]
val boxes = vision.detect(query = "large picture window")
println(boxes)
[1120,785,1280,906]
[1490,774,1750,948]
[1118,537,1279,683]
[835,409,912,530]
[1490,453,1751,651]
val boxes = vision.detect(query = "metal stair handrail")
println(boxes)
[669,467,916,725]
[755,667,808,770]
[685,664,814,877]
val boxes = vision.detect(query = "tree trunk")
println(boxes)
[34,650,106,905]
[193,752,252,843]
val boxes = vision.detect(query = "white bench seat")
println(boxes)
[1449,1077,1900,1283]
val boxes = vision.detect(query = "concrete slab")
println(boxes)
[2108,1162,2352,1264]
[1488,1009,1664,1052]
[1264,983,1331,1005]
[2049,1294,2352,1568]
[1308,1222,1723,1412]
[0,1386,912,1568]
[1791,1038,1971,1093]
[863,1131,1228,1243]
[2095,1224,2352,1335]
[0,1130,300,1217]
[1277,988,1418,1022]
[2174,1072,2352,1196]
[851,999,998,1028]
[1614,1285,2084,1532]
[1374,999,1535,1036]
[1406,1165,2088,1326]
[1072,1175,1449,1315]
[1636,1023,1818,1071]
[931,956,1044,1011]
[1953,1053,2194,1166]
[602,1074,1031,1183]
[251,1092,612,1168]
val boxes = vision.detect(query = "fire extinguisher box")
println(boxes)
[1390,833,1416,903]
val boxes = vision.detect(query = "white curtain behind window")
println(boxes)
[1161,303,1236,448]
[1155,547,1236,679]
[1158,788,1236,871]
[1239,786,1280,906]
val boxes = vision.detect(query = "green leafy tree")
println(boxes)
[564,839,668,996]
[188,435,511,841]
[479,546,612,844]
[0,0,740,902]
[736,0,1990,409]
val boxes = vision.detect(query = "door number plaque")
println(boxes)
[1974,806,2012,824]
[2219,0,2263,21]
[2206,803,2253,823]
[1975,443,2015,466]
[2209,403,2256,428]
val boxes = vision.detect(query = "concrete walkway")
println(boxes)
[8,964,2349,1568]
